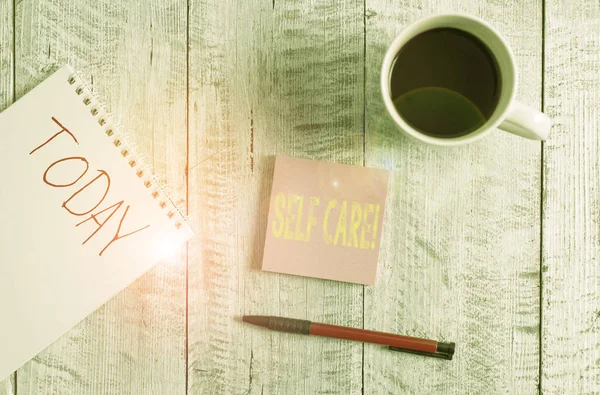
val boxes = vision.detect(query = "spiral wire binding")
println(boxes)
[67,72,188,231]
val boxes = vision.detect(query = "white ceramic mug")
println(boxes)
[381,13,551,146]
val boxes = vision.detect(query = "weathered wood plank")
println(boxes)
[364,1,542,393]
[0,0,11,112]
[0,377,15,395]
[187,0,364,393]
[13,1,188,393]
[543,1,600,392]
[0,0,15,392]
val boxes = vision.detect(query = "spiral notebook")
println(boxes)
[0,65,194,380]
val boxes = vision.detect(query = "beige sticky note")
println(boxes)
[262,156,390,285]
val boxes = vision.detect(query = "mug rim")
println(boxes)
[380,12,518,146]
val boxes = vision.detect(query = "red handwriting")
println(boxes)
[62,170,110,216]
[30,117,79,155]
[75,200,151,256]
[30,117,150,256]
[43,157,89,187]
[99,205,150,256]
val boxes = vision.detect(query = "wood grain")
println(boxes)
[13,0,188,393]
[187,0,365,393]
[543,1,600,392]
[0,377,15,395]
[0,0,14,392]
[364,1,543,393]
[0,0,12,112]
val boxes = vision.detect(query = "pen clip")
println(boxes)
[388,342,455,361]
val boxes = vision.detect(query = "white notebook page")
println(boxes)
[0,65,193,380]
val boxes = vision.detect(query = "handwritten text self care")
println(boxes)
[271,193,380,249]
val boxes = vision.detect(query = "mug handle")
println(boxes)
[498,101,551,140]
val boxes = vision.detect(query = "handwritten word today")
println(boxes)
[271,193,380,249]
[29,117,150,256]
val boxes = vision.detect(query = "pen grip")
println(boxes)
[268,317,311,335]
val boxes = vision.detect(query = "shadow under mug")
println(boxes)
[381,13,551,146]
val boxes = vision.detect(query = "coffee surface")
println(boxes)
[390,28,501,137]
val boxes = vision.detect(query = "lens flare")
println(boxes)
[153,233,181,262]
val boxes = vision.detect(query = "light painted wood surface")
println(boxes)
[3,0,600,394]
[0,0,12,112]
[543,1,600,393]
[10,0,188,393]
[0,376,15,395]
[363,1,543,393]
[187,0,364,393]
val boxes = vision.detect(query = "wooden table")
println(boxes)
[0,0,597,394]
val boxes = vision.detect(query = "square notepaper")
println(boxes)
[262,156,390,285]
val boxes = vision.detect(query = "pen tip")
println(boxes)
[242,315,269,327]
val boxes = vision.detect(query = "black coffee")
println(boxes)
[390,28,501,138]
